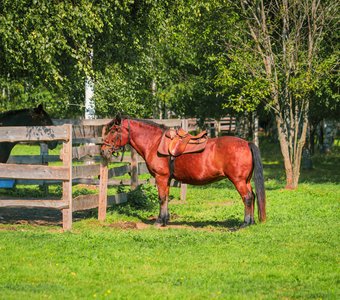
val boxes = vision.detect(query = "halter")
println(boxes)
[103,118,131,158]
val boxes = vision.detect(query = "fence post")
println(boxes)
[39,143,48,193]
[180,119,188,201]
[130,148,138,190]
[62,124,73,231]
[98,159,108,221]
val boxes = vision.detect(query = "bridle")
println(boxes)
[103,118,131,158]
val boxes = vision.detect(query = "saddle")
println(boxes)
[158,128,208,157]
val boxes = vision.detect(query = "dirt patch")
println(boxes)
[106,221,200,231]
[108,221,149,230]
[106,219,239,232]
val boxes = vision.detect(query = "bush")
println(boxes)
[127,184,159,210]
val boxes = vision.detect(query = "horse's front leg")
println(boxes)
[155,175,170,227]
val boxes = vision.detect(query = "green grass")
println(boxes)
[0,141,339,299]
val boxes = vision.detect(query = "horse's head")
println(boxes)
[101,115,130,159]
[32,104,58,150]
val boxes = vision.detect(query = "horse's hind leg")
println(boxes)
[234,180,255,226]
[155,175,170,227]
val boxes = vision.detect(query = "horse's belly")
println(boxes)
[172,153,225,185]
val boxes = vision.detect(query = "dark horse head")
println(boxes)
[0,104,57,163]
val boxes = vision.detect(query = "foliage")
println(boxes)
[127,183,159,210]
[225,0,340,189]
[0,0,129,117]
[1,0,337,124]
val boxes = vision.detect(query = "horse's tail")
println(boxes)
[248,142,266,222]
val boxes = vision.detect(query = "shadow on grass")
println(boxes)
[112,206,243,231]
[0,207,96,226]
[167,219,243,231]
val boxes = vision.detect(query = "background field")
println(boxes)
[0,140,339,299]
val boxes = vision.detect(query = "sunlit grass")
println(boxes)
[0,140,339,299]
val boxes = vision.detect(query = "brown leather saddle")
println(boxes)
[158,128,208,157]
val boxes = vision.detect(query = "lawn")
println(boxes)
[0,141,339,299]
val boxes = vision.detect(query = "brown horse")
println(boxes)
[101,116,266,227]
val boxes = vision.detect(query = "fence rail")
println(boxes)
[0,124,73,230]
[0,117,236,229]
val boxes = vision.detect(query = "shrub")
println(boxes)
[127,184,159,210]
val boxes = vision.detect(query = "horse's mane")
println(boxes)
[135,118,168,130]
[105,115,168,132]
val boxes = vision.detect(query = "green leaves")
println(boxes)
[0,0,115,115]
[1,0,337,122]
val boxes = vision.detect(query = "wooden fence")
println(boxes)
[0,124,73,230]
[0,119,187,229]
[0,117,236,229]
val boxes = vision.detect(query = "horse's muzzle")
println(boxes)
[100,148,112,160]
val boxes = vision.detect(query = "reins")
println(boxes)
[105,117,131,161]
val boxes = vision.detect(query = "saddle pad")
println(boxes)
[158,132,207,156]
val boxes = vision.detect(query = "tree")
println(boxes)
[0,0,127,117]
[227,0,339,189]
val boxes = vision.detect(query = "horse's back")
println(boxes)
[172,136,253,185]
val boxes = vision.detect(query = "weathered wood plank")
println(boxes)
[138,162,149,175]
[61,124,73,231]
[98,161,108,220]
[7,155,61,164]
[143,119,181,127]
[72,164,100,179]
[53,118,182,127]
[0,199,68,209]
[8,154,138,164]
[72,144,101,160]
[0,125,70,142]
[72,194,99,212]
[72,125,102,140]
[72,192,128,212]
[73,138,102,144]
[0,163,70,180]
[108,165,130,178]
[53,119,111,126]
[107,193,128,205]
[15,176,179,188]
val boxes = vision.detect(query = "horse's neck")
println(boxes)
[128,121,163,159]
[0,142,16,163]
[1,114,32,126]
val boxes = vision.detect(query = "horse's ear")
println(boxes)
[105,119,115,134]
[35,104,44,113]
[115,113,122,125]
[102,124,108,136]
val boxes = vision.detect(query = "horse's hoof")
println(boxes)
[240,221,255,228]
[154,219,167,227]
[240,222,250,229]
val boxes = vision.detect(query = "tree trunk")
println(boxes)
[275,106,309,189]
[252,111,259,147]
